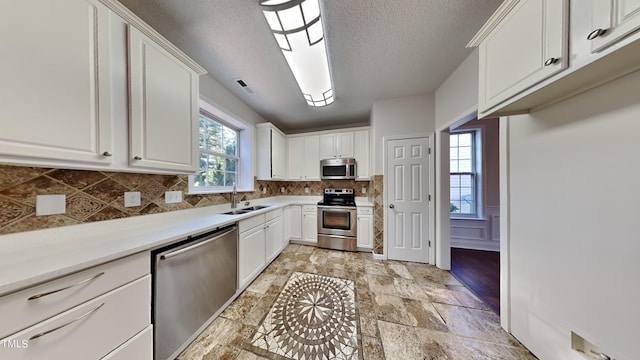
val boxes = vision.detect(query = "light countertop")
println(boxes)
[0,195,373,295]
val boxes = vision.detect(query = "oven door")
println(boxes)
[317,205,357,237]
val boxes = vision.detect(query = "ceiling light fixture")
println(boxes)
[260,0,334,107]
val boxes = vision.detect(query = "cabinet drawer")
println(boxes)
[302,205,317,213]
[265,208,283,222]
[1,275,150,360]
[357,207,373,215]
[102,325,152,360]
[0,252,149,338]
[239,214,266,233]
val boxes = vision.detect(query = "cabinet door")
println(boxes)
[590,0,640,52]
[320,134,336,159]
[238,227,266,288]
[304,135,321,180]
[357,215,373,248]
[128,27,199,173]
[287,137,304,180]
[336,132,354,158]
[0,0,113,165]
[354,130,370,180]
[302,212,318,243]
[478,0,567,113]
[284,206,302,241]
[271,129,286,179]
[265,216,284,262]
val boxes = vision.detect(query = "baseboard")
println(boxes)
[373,252,386,260]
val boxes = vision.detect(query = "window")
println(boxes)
[194,111,239,189]
[450,131,478,216]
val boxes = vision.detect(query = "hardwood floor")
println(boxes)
[450,248,500,314]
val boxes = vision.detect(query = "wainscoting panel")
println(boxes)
[451,206,500,251]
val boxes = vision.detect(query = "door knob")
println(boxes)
[544,57,559,66]
[133,156,142,160]
[389,204,395,209]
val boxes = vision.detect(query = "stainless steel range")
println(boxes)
[317,188,357,251]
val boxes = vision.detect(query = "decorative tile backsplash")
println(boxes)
[0,165,373,236]
[371,175,384,254]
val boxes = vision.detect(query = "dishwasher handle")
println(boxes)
[160,227,237,260]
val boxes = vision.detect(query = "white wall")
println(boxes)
[435,48,479,129]
[370,93,436,174]
[506,69,640,360]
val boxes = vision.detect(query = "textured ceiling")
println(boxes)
[117,0,502,132]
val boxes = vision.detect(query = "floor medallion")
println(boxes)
[250,272,359,359]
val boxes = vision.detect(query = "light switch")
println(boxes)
[124,192,141,207]
[36,195,66,216]
[165,191,183,204]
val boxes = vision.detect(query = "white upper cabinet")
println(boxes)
[257,123,286,180]
[470,0,640,118]
[472,0,568,115]
[128,27,200,173]
[287,135,320,181]
[354,130,370,180]
[589,0,640,52]
[0,0,206,174]
[320,132,354,159]
[0,0,113,166]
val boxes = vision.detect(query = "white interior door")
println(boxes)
[386,137,430,263]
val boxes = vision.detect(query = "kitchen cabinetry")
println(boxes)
[128,26,200,173]
[472,0,568,115]
[469,0,640,118]
[0,253,151,360]
[256,123,286,180]
[287,135,320,180]
[589,0,640,52]
[357,206,374,249]
[284,205,302,241]
[238,208,284,288]
[302,205,318,244]
[0,0,206,174]
[354,130,370,180]
[320,132,354,159]
[0,0,113,166]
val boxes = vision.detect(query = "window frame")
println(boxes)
[191,110,241,193]
[449,129,481,218]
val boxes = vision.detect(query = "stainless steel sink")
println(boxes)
[221,205,270,215]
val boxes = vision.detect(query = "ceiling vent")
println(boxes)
[234,78,255,94]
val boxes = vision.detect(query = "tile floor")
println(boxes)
[178,245,537,360]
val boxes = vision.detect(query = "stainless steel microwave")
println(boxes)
[320,158,357,180]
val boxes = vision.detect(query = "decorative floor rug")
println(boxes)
[250,272,359,359]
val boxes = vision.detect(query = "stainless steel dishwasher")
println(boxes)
[153,225,238,360]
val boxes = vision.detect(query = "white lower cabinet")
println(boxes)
[302,205,318,244]
[238,222,266,289]
[238,208,284,289]
[1,275,150,360]
[102,325,152,360]
[357,207,374,249]
[284,205,302,242]
[265,213,284,263]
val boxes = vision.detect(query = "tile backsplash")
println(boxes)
[0,165,372,235]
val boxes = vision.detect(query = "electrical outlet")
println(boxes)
[304,187,310,193]
[36,195,66,216]
[124,191,141,207]
[280,187,285,193]
[362,187,367,194]
[165,191,182,204]
[262,187,267,194]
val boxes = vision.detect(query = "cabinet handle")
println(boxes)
[102,151,112,157]
[133,156,142,160]
[27,272,105,301]
[587,28,607,40]
[544,57,559,66]
[29,302,105,341]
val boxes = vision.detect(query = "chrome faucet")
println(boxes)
[231,182,238,208]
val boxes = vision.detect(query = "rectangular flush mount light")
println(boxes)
[260,0,334,107]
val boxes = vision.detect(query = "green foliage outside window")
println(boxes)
[194,113,239,188]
